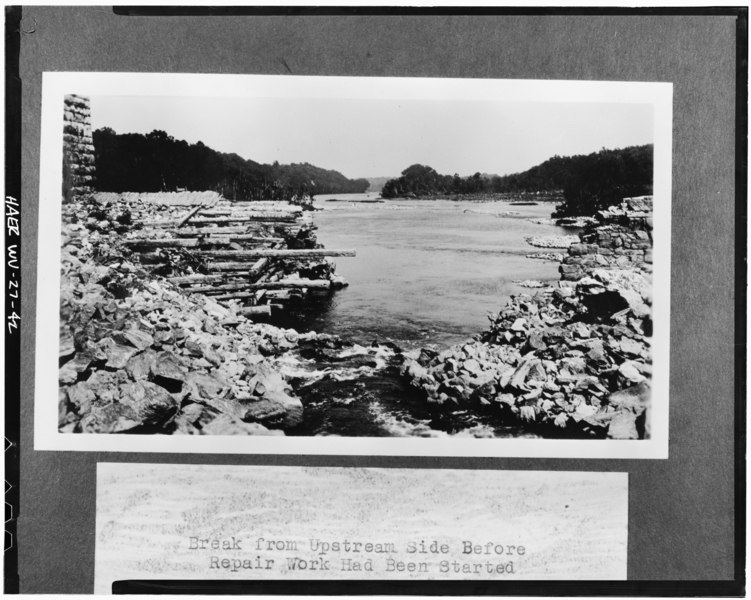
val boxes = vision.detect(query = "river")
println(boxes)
[278,192,569,350]
[269,193,573,438]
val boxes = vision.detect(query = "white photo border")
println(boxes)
[35,72,672,458]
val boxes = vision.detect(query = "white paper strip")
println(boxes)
[94,464,627,592]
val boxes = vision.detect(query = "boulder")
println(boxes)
[65,350,96,374]
[417,347,439,366]
[86,370,125,405]
[78,403,141,433]
[186,371,227,401]
[618,361,646,384]
[527,359,546,383]
[585,340,608,364]
[173,402,205,434]
[519,405,537,422]
[200,414,283,436]
[571,402,597,423]
[607,411,639,439]
[59,364,79,385]
[243,398,288,428]
[618,337,643,356]
[508,354,538,390]
[184,337,204,357]
[248,363,303,428]
[151,351,187,391]
[569,322,591,339]
[125,349,157,381]
[58,389,73,428]
[527,330,547,351]
[118,381,179,426]
[66,381,96,414]
[112,328,154,351]
[59,331,76,359]
[461,358,482,377]
[607,381,650,414]
[98,338,139,369]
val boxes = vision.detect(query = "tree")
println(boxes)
[92,129,369,199]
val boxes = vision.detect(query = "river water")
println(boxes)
[269,193,573,438]
[282,193,569,350]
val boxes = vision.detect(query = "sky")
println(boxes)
[90,95,654,180]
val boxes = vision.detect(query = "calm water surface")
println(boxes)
[280,193,569,350]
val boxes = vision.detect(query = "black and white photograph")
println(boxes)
[9,8,742,595]
[36,73,671,456]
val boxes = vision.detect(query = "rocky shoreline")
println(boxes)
[59,193,654,439]
[58,195,363,435]
[400,196,654,439]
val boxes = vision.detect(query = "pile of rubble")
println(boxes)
[58,197,344,435]
[402,197,654,439]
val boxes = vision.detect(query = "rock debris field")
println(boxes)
[59,194,654,439]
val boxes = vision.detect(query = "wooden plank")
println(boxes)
[142,213,296,227]
[207,262,265,271]
[200,208,301,217]
[176,203,206,228]
[123,238,199,248]
[206,257,271,272]
[168,273,254,285]
[196,234,283,246]
[251,257,270,273]
[213,291,262,301]
[195,249,356,259]
[213,234,284,242]
[174,226,262,236]
[183,279,332,294]
[237,305,272,316]
[189,214,298,224]
[224,201,298,209]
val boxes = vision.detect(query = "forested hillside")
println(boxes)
[381,145,653,216]
[92,128,370,201]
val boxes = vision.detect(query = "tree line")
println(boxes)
[91,128,370,201]
[380,144,653,216]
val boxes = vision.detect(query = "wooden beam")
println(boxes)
[142,212,297,227]
[237,305,272,316]
[212,234,283,242]
[189,215,297,224]
[227,201,297,207]
[183,279,332,294]
[196,234,283,246]
[174,226,263,236]
[207,262,265,271]
[123,238,199,248]
[176,203,205,228]
[206,257,271,272]
[168,273,254,285]
[196,248,356,259]
[213,291,262,301]
[200,208,301,217]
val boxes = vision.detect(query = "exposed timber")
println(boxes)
[195,249,356,259]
